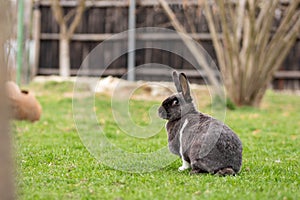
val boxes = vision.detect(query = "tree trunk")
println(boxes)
[59,35,70,77]
[226,79,268,107]
[51,0,86,78]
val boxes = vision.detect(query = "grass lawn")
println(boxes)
[15,81,299,200]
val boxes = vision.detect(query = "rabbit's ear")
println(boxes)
[172,71,182,93]
[179,73,192,102]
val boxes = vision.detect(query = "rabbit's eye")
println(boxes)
[172,99,179,106]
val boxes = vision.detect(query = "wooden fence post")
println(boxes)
[32,0,41,78]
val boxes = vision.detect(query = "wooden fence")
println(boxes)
[35,0,300,90]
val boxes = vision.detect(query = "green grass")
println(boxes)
[15,82,300,200]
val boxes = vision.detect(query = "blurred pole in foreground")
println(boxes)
[0,0,14,199]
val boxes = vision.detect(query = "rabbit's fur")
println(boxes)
[158,71,242,175]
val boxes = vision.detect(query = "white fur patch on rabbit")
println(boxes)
[178,119,190,171]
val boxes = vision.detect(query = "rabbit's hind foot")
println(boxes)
[215,167,235,176]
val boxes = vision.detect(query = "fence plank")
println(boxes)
[40,33,220,41]
[274,71,300,79]
[39,0,200,7]
[38,68,127,76]
[38,0,298,7]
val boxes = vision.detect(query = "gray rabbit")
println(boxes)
[158,71,242,175]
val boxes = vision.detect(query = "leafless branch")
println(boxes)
[51,0,66,26]
[68,0,86,37]
[51,0,86,38]
[202,0,300,106]
[158,0,223,97]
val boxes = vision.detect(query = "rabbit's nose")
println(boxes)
[158,106,167,119]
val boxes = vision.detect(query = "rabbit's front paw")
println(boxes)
[178,159,191,171]
[178,166,190,171]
